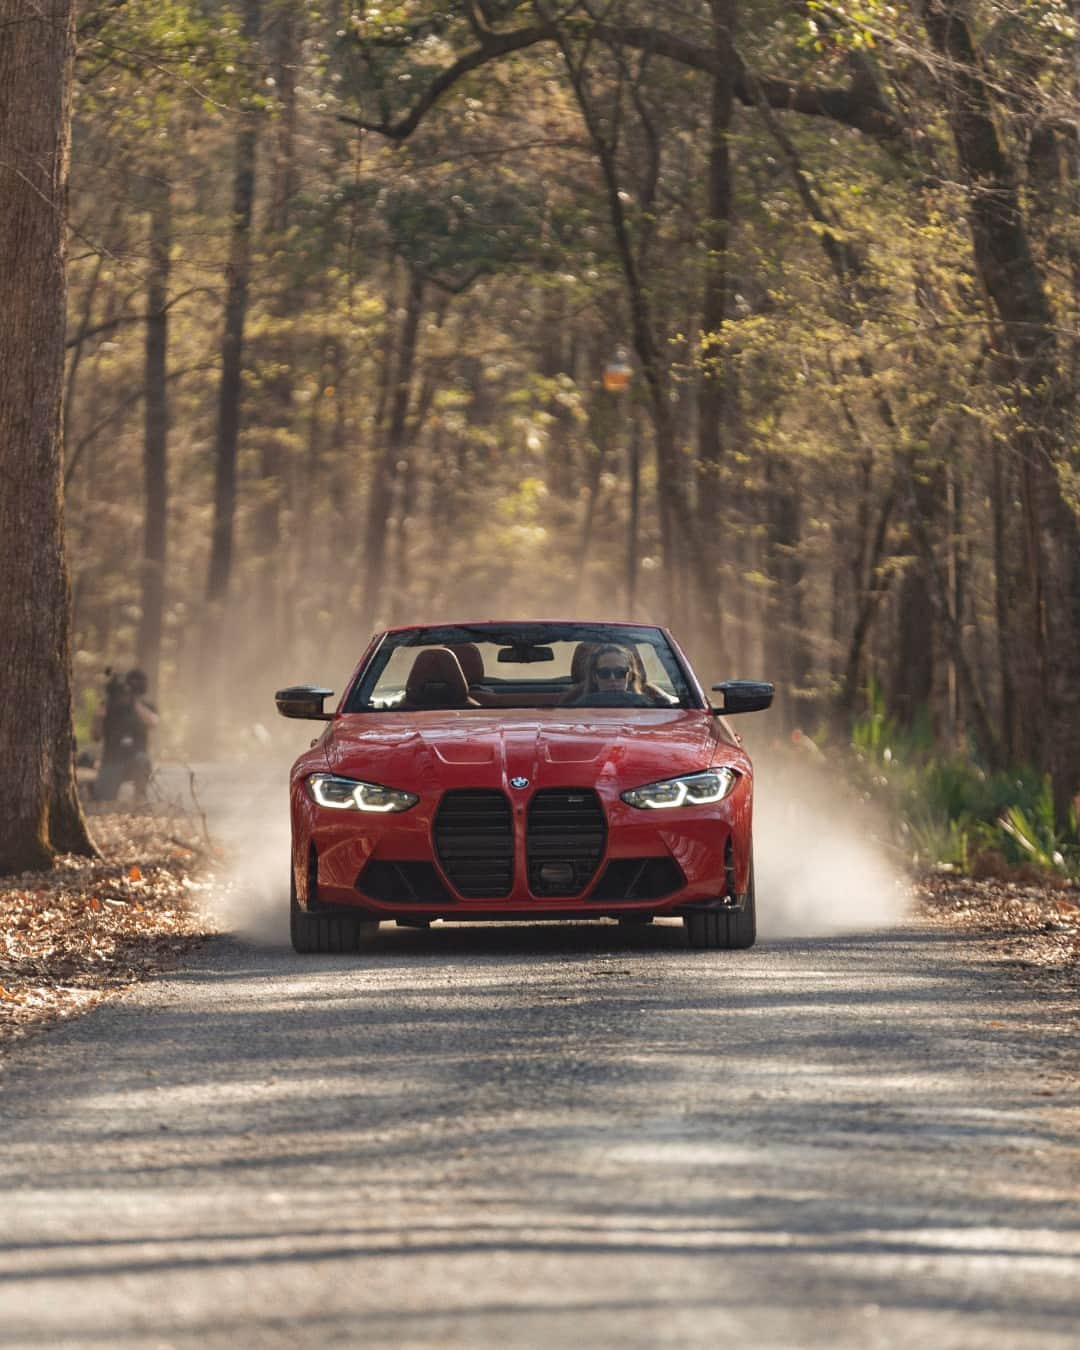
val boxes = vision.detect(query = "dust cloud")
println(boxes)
[210,763,296,946]
[154,757,298,947]
[166,746,907,950]
[751,749,909,937]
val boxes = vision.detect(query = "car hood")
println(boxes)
[322,708,739,791]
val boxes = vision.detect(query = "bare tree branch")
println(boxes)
[338,17,905,143]
[63,288,207,348]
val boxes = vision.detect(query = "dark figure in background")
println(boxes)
[91,669,159,801]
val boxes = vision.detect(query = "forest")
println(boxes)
[2,0,1078,873]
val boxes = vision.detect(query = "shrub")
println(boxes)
[848,690,1079,880]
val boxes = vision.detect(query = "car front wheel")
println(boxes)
[290,858,379,954]
[683,859,756,950]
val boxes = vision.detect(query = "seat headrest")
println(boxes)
[405,648,470,707]
[447,642,484,685]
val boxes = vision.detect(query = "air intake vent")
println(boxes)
[592,856,685,901]
[357,860,452,904]
[526,788,606,896]
[433,790,514,897]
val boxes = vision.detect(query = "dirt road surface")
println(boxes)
[1,916,1077,1348]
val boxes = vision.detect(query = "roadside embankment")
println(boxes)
[0,813,216,1055]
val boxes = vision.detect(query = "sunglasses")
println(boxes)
[596,665,630,680]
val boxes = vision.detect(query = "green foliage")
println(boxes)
[998,803,1077,877]
[851,691,1079,879]
[359,174,553,284]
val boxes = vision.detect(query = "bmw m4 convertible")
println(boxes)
[276,622,773,952]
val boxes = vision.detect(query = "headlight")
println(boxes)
[621,767,737,809]
[307,773,418,813]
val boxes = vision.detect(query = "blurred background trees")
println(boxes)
[62,0,1079,830]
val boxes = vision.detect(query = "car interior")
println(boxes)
[351,632,691,712]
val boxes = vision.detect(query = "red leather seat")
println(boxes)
[402,648,475,709]
[448,642,503,706]
[447,643,484,686]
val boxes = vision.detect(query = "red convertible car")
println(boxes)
[276,622,772,952]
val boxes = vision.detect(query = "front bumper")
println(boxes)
[294,780,751,920]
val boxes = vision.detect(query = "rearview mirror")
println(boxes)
[275,685,335,720]
[710,680,774,715]
[497,644,554,663]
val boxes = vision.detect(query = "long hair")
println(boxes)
[584,643,646,694]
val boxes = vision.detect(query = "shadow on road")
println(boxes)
[1,916,1077,1348]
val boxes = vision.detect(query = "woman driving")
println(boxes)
[586,644,642,693]
[570,643,652,705]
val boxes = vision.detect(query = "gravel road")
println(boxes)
[1,916,1077,1349]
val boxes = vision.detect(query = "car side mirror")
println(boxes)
[275,686,335,720]
[710,680,774,715]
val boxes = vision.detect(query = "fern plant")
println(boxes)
[849,688,1080,878]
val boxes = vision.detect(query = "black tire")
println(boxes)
[684,859,756,950]
[289,864,379,954]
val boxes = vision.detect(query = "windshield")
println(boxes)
[343,624,700,713]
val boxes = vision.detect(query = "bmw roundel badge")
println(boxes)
[509,777,530,790]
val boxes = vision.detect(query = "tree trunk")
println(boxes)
[203,0,261,728]
[358,267,424,635]
[892,565,934,730]
[626,406,642,619]
[137,172,171,694]
[387,295,445,618]
[252,0,302,668]
[696,0,736,666]
[63,248,108,457]
[0,0,95,871]
[540,282,575,502]
[988,429,1016,761]
[576,378,618,606]
[206,80,258,610]
[903,454,1001,765]
[764,458,812,727]
[891,466,939,731]
[837,481,897,716]
[327,338,353,562]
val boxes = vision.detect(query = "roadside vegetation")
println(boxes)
[844,686,1080,884]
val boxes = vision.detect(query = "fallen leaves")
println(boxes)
[1,813,216,1054]
[916,872,1080,996]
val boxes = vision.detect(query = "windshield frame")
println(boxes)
[340,622,706,713]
